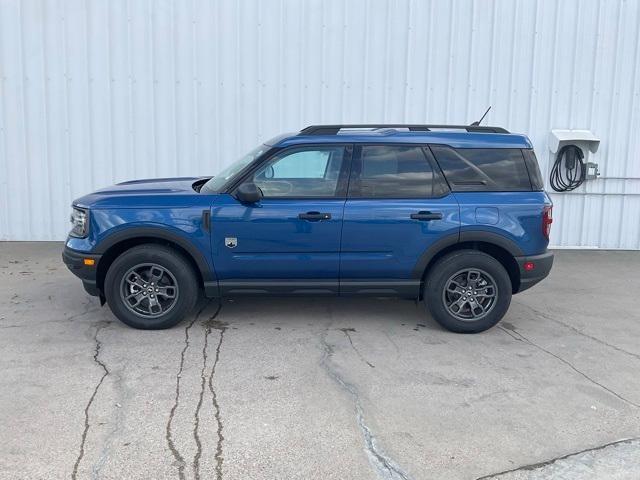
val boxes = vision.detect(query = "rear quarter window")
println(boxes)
[430,146,533,192]
[522,149,544,191]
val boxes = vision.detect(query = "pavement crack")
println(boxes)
[339,328,375,368]
[475,437,640,479]
[91,364,128,480]
[208,309,228,480]
[517,301,640,362]
[71,322,111,480]
[321,327,411,480]
[383,330,401,359]
[193,302,224,480]
[165,302,209,480]
[67,300,100,323]
[498,325,640,408]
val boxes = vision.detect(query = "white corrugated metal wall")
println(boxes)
[1,0,639,246]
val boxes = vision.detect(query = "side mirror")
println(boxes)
[236,182,263,204]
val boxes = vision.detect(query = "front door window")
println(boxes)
[248,146,348,198]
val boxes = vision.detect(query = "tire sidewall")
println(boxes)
[105,245,198,329]
[424,250,512,333]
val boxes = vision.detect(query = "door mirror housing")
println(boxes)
[236,182,263,204]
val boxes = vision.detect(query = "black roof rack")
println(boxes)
[299,124,510,135]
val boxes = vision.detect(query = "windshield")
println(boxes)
[200,144,269,194]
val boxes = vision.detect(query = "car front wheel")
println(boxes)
[104,244,199,329]
[424,250,512,333]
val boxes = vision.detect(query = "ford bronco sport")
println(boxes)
[63,124,553,333]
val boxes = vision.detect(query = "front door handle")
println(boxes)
[410,211,443,221]
[298,211,331,221]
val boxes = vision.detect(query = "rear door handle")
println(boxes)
[298,211,331,221]
[410,211,443,221]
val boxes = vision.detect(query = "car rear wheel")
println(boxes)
[104,244,198,329]
[424,250,512,333]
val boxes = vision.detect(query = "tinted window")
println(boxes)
[522,149,544,190]
[349,145,442,198]
[430,146,532,191]
[249,146,346,197]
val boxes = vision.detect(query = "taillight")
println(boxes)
[542,206,553,239]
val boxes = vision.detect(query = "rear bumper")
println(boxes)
[62,246,102,296]
[514,250,554,293]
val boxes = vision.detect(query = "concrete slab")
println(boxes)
[1,243,639,479]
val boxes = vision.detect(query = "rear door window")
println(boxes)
[430,146,533,191]
[348,145,448,198]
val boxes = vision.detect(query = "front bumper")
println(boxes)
[62,246,102,296]
[514,250,554,293]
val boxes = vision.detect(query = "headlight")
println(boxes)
[69,206,89,237]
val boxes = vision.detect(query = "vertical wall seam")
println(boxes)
[0,6,8,238]
[382,0,391,121]
[84,0,95,191]
[339,0,347,123]
[424,0,434,121]
[41,0,53,239]
[106,0,115,183]
[526,0,539,134]
[61,0,72,221]
[126,0,135,180]
[191,0,198,174]
[171,0,178,175]
[506,1,518,127]
[464,0,475,122]
[444,0,455,122]
[361,0,369,118]
[487,0,497,111]
[598,1,623,247]
[402,0,412,121]
[17,0,33,239]
[149,0,157,177]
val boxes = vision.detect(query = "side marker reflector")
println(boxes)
[523,261,535,271]
[83,258,95,266]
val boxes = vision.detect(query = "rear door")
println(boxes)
[211,144,351,295]
[340,144,460,296]
[430,145,550,255]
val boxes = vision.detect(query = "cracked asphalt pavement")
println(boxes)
[1,242,640,480]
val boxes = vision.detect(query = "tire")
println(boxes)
[423,250,512,333]
[104,244,199,329]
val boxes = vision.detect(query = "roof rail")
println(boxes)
[299,124,510,135]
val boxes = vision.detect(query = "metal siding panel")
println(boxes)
[1,0,639,246]
[0,60,7,239]
[108,0,133,184]
[2,1,32,239]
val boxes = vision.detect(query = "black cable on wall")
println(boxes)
[549,144,586,192]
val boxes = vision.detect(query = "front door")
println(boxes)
[340,144,460,297]
[211,144,351,295]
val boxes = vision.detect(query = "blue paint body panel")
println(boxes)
[210,194,344,280]
[66,179,217,278]
[456,191,551,256]
[340,194,460,279]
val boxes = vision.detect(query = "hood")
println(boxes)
[73,177,210,209]
[97,177,200,194]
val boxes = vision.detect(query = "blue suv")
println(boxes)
[63,124,553,333]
